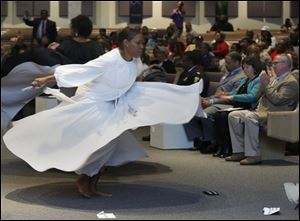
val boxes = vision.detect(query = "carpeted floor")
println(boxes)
[1,127,299,220]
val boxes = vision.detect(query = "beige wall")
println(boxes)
[1,1,299,33]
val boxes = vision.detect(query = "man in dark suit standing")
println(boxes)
[23,10,57,47]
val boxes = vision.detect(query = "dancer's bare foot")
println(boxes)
[77,175,93,198]
[89,174,112,197]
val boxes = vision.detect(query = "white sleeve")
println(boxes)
[54,56,108,87]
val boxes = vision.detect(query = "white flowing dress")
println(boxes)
[3,48,200,176]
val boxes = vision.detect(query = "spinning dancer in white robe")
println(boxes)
[3,27,200,198]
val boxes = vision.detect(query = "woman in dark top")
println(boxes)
[56,15,104,64]
[55,15,104,97]
[213,55,262,158]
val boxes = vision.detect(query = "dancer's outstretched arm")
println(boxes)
[32,75,56,88]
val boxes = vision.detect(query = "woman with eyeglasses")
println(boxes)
[212,55,262,158]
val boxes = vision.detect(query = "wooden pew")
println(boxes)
[260,103,299,160]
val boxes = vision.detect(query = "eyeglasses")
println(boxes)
[272,61,285,65]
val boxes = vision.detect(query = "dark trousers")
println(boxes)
[183,117,202,141]
[214,111,232,155]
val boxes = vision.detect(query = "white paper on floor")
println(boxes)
[97,211,116,219]
[284,182,299,205]
[262,207,280,215]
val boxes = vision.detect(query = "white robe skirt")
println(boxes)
[3,48,200,176]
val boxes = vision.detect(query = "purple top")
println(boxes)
[171,9,185,29]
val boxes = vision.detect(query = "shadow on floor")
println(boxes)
[5,181,229,213]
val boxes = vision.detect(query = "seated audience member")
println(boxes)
[184,33,195,47]
[259,50,272,70]
[205,56,222,72]
[210,15,234,32]
[150,46,176,74]
[139,64,167,83]
[185,35,204,52]
[226,54,299,165]
[55,15,104,64]
[141,26,151,45]
[177,50,209,97]
[1,46,72,78]
[183,52,245,152]
[136,47,151,82]
[168,35,185,61]
[10,35,26,46]
[196,42,215,71]
[145,32,157,50]
[281,18,293,32]
[1,43,28,78]
[240,37,254,57]
[163,24,176,46]
[211,32,229,59]
[109,31,119,48]
[141,47,151,67]
[165,23,184,54]
[169,22,178,33]
[289,31,299,56]
[212,55,262,158]
[155,30,166,47]
[287,51,299,81]
[269,37,294,61]
[181,21,198,44]
[258,38,272,55]
[245,30,256,45]
[258,26,277,49]
[206,52,245,96]
[247,42,272,75]
[246,43,261,57]
[1,36,29,76]
[230,43,242,54]
[96,28,112,53]
[197,52,246,153]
